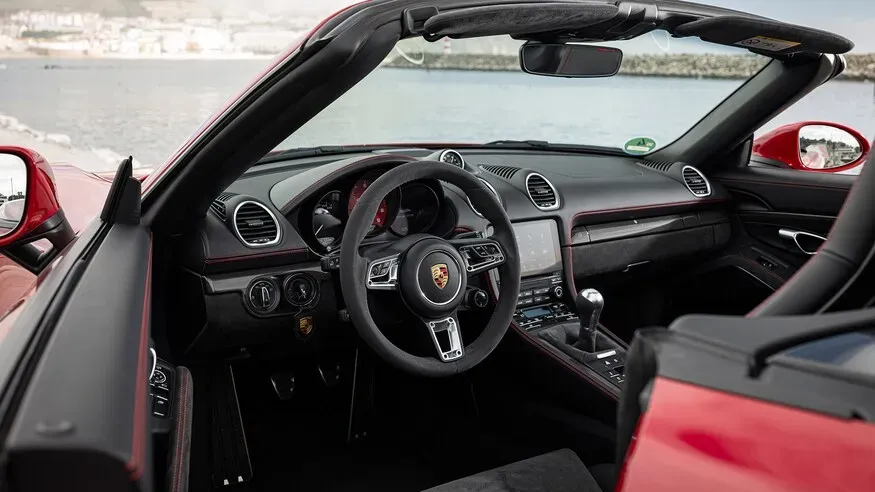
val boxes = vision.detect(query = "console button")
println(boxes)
[520,290,533,298]
[533,295,547,303]
[518,298,533,306]
[533,287,549,295]
[153,397,169,417]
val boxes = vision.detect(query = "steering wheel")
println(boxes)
[339,160,521,377]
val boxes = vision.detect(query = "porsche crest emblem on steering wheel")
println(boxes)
[431,264,449,289]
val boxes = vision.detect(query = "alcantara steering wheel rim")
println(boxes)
[339,157,521,377]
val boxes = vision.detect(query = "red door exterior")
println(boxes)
[618,378,875,492]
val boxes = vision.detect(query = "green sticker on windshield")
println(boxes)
[623,137,657,155]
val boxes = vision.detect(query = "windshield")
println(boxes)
[276,35,770,154]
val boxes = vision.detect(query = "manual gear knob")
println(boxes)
[575,288,604,352]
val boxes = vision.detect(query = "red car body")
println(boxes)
[0,2,871,488]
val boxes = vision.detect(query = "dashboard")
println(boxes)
[174,147,733,354]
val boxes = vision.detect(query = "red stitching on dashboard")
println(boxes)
[205,247,309,263]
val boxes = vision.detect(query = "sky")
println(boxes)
[216,0,875,53]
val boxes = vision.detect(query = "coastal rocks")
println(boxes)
[384,52,875,81]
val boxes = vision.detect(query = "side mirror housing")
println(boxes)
[0,147,74,272]
[753,122,870,174]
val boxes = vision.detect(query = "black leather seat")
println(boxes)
[422,449,606,492]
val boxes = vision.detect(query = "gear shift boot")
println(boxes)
[536,287,627,387]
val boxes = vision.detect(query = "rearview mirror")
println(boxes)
[520,43,622,78]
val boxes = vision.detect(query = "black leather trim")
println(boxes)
[167,366,193,492]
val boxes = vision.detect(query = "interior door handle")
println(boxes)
[778,229,827,255]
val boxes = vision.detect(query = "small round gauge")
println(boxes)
[348,172,392,235]
[391,184,440,236]
[312,190,344,249]
[439,150,464,168]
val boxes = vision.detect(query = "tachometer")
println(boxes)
[312,190,343,249]
[348,173,390,234]
[391,184,440,236]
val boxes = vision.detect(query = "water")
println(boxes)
[0,58,873,170]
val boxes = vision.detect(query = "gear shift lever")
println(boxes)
[575,288,603,352]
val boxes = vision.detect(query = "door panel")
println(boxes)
[4,224,152,492]
[714,165,853,286]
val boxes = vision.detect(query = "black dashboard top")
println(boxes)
[180,147,730,273]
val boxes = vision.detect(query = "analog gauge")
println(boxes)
[439,150,464,168]
[348,172,391,235]
[312,190,344,249]
[391,184,440,236]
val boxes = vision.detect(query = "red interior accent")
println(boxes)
[753,121,870,174]
[618,378,875,491]
[0,147,62,248]
[126,235,152,482]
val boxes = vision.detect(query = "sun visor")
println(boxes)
[422,3,619,39]
[674,16,854,55]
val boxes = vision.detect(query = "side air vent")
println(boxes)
[682,165,711,197]
[638,160,674,172]
[233,201,281,247]
[525,173,560,210]
[210,192,236,221]
[480,165,520,180]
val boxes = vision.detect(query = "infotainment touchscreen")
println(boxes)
[512,219,562,278]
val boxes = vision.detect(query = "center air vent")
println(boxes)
[682,165,711,197]
[480,165,520,180]
[525,173,560,210]
[233,201,281,247]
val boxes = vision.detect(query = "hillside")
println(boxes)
[0,0,146,16]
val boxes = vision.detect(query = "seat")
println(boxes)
[423,449,605,492]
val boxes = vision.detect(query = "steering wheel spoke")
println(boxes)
[451,238,506,275]
[421,312,464,362]
[365,254,400,291]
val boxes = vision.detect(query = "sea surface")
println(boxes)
[0,58,873,171]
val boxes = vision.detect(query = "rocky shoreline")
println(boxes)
[385,52,875,81]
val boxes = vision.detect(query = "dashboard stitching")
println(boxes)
[205,247,309,263]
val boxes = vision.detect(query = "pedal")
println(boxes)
[347,349,376,442]
[270,371,296,400]
[318,363,342,387]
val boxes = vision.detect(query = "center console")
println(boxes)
[505,219,627,390]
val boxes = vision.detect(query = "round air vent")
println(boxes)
[525,173,560,210]
[233,201,281,247]
[682,165,712,197]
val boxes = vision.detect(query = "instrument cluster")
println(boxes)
[302,169,447,253]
